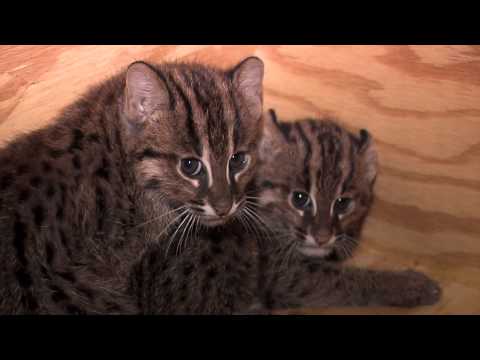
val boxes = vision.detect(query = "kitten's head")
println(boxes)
[122,58,264,227]
[257,110,377,260]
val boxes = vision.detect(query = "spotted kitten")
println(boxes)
[0,57,264,314]
[253,110,442,310]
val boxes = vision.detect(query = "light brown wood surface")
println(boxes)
[1,45,479,315]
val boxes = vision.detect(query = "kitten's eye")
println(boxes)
[291,191,311,210]
[180,158,203,177]
[229,152,249,173]
[333,197,353,215]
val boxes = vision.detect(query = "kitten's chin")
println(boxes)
[297,245,333,258]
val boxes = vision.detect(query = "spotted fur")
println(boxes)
[0,57,264,314]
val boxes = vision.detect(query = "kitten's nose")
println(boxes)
[212,201,232,217]
[315,230,331,245]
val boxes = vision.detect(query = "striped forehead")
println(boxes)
[164,66,237,158]
[293,121,353,198]
[313,125,353,196]
[163,66,238,189]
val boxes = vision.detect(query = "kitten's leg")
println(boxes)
[261,255,442,309]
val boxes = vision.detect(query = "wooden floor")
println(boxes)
[1,45,479,314]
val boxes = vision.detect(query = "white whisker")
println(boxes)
[335,234,358,259]
[129,205,188,231]
[243,205,278,244]
[189,214,200,248]
[176,213,194,256]
[184,213,198,251]
[164,210,191,258]
[155,208,189,241]
[238,211,256,238]
[242,207,269,244]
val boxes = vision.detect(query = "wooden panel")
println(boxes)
[1,45,479,314]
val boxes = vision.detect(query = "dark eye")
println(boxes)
[180,158,202,177]
[333,197,353,215]
[229,152,249,173]
[291,191,311,210]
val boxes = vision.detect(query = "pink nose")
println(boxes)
[213,203,232,217]
[316,237,329,246]
[315,231,331,245]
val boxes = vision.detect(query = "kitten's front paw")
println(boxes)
[383,270,442,308]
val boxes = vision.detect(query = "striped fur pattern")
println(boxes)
[257,109,377,260]
[0,57,264,314]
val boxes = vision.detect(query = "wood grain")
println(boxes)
[1,45,479,314]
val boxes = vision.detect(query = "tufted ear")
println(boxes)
[259,109,292,160]
[124,61,171,125]
[231,56,264,121]
[357,129,378,184]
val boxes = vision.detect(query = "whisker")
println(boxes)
[339,238,352,259]
[189,214,200,249]
[239,210,264,246]
[184,213,196,253]
[245,196,262,201]
[187,213,199,250]
[155,208,189,241]
[176,213,194,256]
[238,211,258,240]
[242,207,272,245]
[234,213,248,236]
[336,234,357,257]
[343,236,358,258]
[245,200,263,208]
[182,213,194,253]
[164,210,191,258]
[243,205,276,244]
[129,205,188,231]
[245,201,267,211]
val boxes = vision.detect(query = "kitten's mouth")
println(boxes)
[200,215,231,227]
[297,235,336,258]
[297,244,334,258]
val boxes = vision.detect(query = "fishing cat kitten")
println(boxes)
[253,110,441,310]
[0,57,264,314]
[134,110,440,314]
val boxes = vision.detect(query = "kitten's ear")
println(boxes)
[124,61,170,124]
[231,56,264,121]
[263,109,282,141]
[357,129,378,184]
[259,109,286,159]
